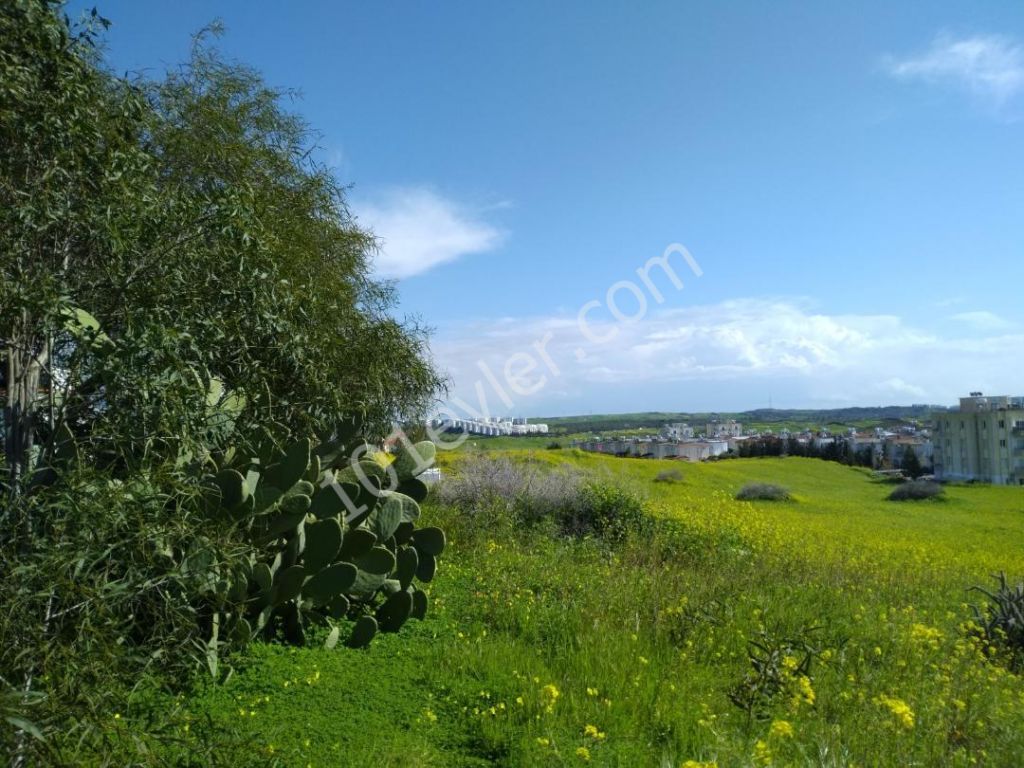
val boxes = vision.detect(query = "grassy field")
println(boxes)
[146,453,1024,767]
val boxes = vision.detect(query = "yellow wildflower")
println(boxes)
[769,720,794,739]
[875,694,915,730]
[753,739,772,765]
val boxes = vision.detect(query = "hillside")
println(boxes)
[159,452,1024,767]
[537,405,944,436]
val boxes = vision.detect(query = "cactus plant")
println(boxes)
[376,589,413,632]
[411,527,446,556]
[270,565,306,606]
[415,551,437,583]
[265,438,311,492]
[367,494,404,541]
[392,440,437,480]
[303,518,343,572]
[304,562,358,605]
[198,429,444,653]
[213,469,248,509]
[395,546,418,590]
[347,615,378,648]
[411,589,428,620]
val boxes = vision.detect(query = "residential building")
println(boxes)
[431,417,549,436]
[706,419,742,438]
[934,393,1024,485]
[662,422,694,440]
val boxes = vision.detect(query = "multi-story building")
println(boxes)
[934,393,1024,485]
[431,417,549,436]
[706,419,742,438]
[662,422,694,440]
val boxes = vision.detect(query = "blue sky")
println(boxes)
[77,1,1024,417]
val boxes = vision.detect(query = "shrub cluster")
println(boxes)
[436,454,647,542]
[735,483,791,501]
[888,480,944,501]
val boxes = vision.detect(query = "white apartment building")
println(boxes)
[934,393,1024,486]
[706,419,743,438]
[432,417,549,436]
[662,422,695,440]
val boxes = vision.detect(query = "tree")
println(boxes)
[901,445,923,479]
[1,6,446,760]
[1,6,444,504]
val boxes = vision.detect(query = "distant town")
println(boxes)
[571,393,1024,486]
[436,393,1024,487]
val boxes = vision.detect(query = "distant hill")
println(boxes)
[536,405,947,436]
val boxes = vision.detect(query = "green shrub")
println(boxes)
[436,455,647,543]
[561,482,648,543]
[735,483,791,501]
[653,468,684,484]
[969,572,1024,670]
[888,480,944,501]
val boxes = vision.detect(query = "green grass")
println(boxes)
[149,454,1024,767]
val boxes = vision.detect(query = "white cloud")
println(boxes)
[431,298,1024,414]
[356,187,503,279]
[885,33,1024,107]
[949,310,1014,331]
[874,377,928,400]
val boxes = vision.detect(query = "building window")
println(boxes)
[1000,439,1007,448]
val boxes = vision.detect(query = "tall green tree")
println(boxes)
[1,3,444,506]
[1,4,445,760]
[901,445,923,479]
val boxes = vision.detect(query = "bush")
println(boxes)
[436,454,647,542]
[888,480,944,501]
[436,454,584,526]
[562,482,648,543]
[653,469,684,484]
[735,483,791,501]
[546,441,563,450]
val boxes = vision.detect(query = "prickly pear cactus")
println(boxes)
[200,426,444,656]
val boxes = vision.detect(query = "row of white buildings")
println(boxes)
[662,420,742,440]
[573,436,731,462]
[430,416,549,437]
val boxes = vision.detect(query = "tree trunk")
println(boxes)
[3,315,45,508]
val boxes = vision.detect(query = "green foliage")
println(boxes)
[888,479,944,501]
[437,453,647,543]
[653,468,684,483]
[735,482,792,501]
[194,433,445,656]
[900,444,925,479]
[728,626,828,722]
[346,615,378,649]
[170,454,1024,767]
[562,482,648,543]
[969,572,1024,669]
[0,3,445,760]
